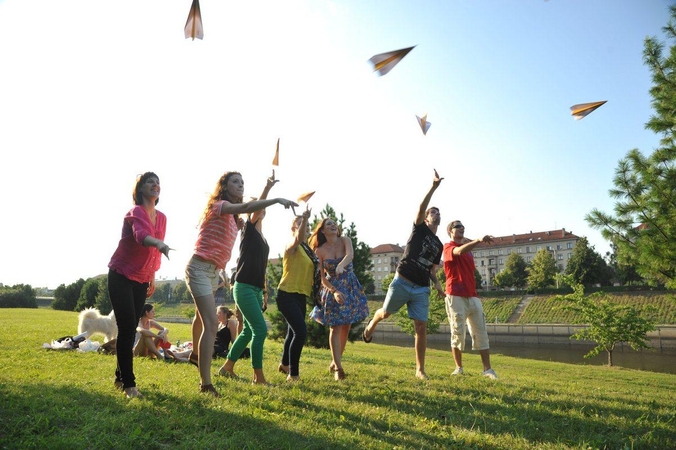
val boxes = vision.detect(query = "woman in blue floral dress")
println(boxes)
[309,218,369,380]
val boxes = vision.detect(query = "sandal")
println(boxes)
[362,328,373,343]
[218,367,238,379]
[334,368,346,381]
[329,363,337,373]
[278,364,289,375]
[124,387,143,399]
[199,384,220,398]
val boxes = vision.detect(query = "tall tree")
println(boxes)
[565,237,612,287]
[586,7,676,288]
[51,278,85,311]
[526,249,557,290]
[494,253,528,289]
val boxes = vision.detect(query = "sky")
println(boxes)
[0,0,671,289]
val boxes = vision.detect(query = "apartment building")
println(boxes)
[471,228,580,288]
[370,243,405,294]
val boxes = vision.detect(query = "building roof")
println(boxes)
[473,228,579,249]
[370,243,405,255]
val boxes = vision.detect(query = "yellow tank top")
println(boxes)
[278,246,314,297]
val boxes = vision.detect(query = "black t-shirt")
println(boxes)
[234,219,270,289]
[396,222,443,287]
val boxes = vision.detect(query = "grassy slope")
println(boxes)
[1,309,674,450]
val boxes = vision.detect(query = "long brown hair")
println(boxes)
[308,217,341,250]
[200,171,242,224]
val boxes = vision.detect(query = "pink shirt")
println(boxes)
[108,205,166,283]
[443,241,478,298]
[194,200,238,269]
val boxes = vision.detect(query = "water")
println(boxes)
[386,339,676,375]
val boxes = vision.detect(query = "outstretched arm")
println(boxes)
[285,207,311,256]
[414,169,443,225]
[250,170,279,225]
[452,235,494,256]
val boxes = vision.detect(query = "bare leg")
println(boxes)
[339,324,350,357]
[133,336,148,357]
[329,326,342,369]
[364,308,391,338]
[191,312,202,359]
[220,358,237,377]
[452,347,463,368]
[479,349,491,371]
[194,293,218,387]
[413,319,427,379]
[252,368,268,385]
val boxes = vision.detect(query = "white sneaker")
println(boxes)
[482,369,498,379]
[451,367,464,376]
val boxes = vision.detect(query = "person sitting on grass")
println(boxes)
[133,303,170,360]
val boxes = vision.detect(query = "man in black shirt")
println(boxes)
[362,170,444,380]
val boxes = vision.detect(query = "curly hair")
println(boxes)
[200,171,243,224]
[308,217,341,250]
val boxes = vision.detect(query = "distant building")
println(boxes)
[370,244,405,294]
[471,228,580,288]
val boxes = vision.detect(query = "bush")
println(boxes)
[0,284,37,308]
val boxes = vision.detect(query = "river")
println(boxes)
[385,339,676,375]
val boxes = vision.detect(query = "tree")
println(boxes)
[93,277,112,314]
[565,237,612,287]
[606,243,644,285]
[586,7,676,288]
[172,282,192,303]
[494,253,528,289]
[559,278,657,366]
[51,278,85,311]
[526,249,557,290]
[0,284,37,308]
[75,277,101,311]
[149,282,172,304]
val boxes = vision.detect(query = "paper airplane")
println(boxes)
[272,138,280,166]
[297,191,315,203]
[570,101,607,120]
[416,114,431,135]
[368,46,415,76]
[184,0,204,40]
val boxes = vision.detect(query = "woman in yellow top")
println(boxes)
[275,207,320,381]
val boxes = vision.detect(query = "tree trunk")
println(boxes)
[607,349,613,366]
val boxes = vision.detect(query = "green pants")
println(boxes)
[228,282,267,369]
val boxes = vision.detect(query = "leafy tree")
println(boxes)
[474,269,482,290]
[526,249,557,290]
[0,284,37,308]
[565,237,612,287]
[606,244,644,285]
[93,277,112,314]
[173,282,192,303]
[559,277,657,366]
[586,8,676,288]
[149,282,172,304]
[51,278,85,311]
[75,277,102,311]
[494,253,528,288]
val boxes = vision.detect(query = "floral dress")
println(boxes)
[309,258,369,326]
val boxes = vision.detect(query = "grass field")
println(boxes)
[1,309,674,449]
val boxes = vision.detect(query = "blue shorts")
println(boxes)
[382,275,430,322]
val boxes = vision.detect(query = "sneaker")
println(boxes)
[451,367,464,376]
[482,368,498,379]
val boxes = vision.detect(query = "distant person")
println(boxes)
[443,220,497,379]
[309,217,369,381]
[362,170,445,380]
[186,170,296,396]
[107,172,172,398]
[218,172,291,386]
[276,207,320,381]
[133,303,169,360]
[213,305,238,358]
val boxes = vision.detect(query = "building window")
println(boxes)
[383,266,388,272]
[498,249,504,255]
[557,244,562,250]
[568,253,572,259]
[480,261,485,266]
[517,248,523,254]
[567,242,573,249]
[526,247,531,253]
[472,252,478,258]
[536,246,542,251]
[557,254,563,260]
[377,258,381,264]
[507,249,512,254]
[558,264,563,271]
[489,250,494,256]
[499,258,504,265]
[480,251,485,257]
[377,267,381,272]
[489,258,495,265]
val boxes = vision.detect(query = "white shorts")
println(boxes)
[445,295,490,351]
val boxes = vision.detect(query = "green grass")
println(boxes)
[4,309,674,449]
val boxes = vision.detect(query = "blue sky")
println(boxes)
[0,0,670,289]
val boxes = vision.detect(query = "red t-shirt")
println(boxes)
[443,241,477,297]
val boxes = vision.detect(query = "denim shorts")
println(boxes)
[382,275,430,322]
[185,256,220,298]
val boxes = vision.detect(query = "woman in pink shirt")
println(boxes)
[107,172,172,399]
[185,170,296,397]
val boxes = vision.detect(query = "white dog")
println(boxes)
[77,307,118,342]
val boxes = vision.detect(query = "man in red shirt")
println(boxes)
[443,220,497,379]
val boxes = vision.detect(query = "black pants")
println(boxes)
[108,269,147,389]
[276,290,307,377]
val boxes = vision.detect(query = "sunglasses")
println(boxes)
[452,224,465,229]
